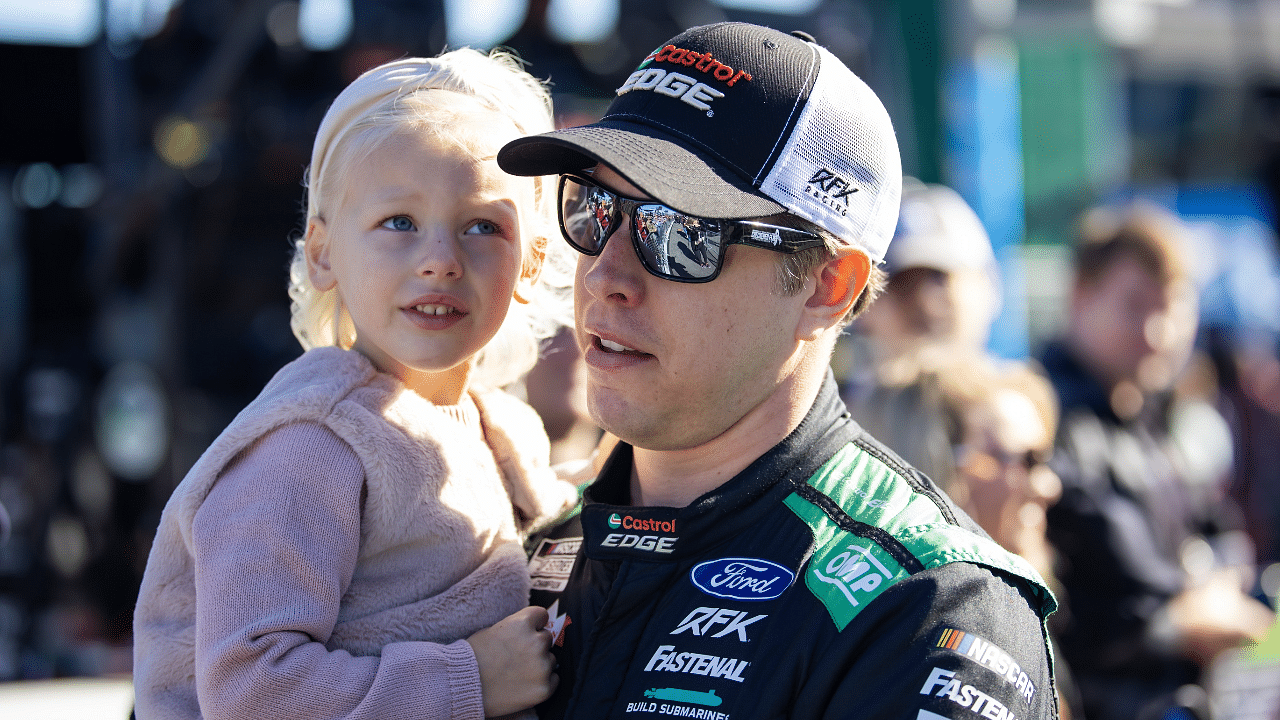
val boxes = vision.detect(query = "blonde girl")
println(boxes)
[134,49,577,720]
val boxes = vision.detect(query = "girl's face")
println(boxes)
[306,121,541,403]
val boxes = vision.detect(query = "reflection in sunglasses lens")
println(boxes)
[587,188,615,249]
[561,176,738,281]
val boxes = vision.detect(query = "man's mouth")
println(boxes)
[596,336,647,355]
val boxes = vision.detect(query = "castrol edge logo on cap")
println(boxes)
[616,43,754,116]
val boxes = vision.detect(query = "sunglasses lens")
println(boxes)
[634,206,722,281]
[560,177,614,254]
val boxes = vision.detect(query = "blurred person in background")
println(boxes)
[935,357,1062,598]
[842,179,1003,492]
[521,326,603,469]
[1040,204,1274,720]
[1213,330,1280,573]
[934,354,1083,719]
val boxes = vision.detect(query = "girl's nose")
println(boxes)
[417,232,462,279]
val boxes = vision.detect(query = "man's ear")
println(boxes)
[513,234,548,304]
[797,246,871,341]
[305,218,337,292]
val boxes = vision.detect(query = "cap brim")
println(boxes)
[498,119,785,220]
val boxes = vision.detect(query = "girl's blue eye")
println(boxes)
[382,216,415,232]
[465,220,500,235]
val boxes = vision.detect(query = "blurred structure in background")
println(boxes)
[0,0,1279,711]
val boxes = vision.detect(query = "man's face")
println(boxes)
[1072,253,1175,387]
[572,166,810,451]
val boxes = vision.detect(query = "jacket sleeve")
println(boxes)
[1045,414,1186,668]
[191,422,485,720]
[805,563,1058,720]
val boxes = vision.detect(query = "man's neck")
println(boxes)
[627,365,824,508]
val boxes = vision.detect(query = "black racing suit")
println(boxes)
[527,375,1059,720]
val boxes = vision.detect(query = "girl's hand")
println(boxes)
[466,606,558,716]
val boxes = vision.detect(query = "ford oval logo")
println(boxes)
[690,557,795,601]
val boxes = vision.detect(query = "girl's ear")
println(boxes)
[797,246,871,341]
[306,218,337,291]
[513,234,548,305]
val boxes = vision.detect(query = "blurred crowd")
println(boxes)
[836,183,1280,720]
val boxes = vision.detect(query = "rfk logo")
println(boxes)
[805,169,858,216]
[808,169,857,204]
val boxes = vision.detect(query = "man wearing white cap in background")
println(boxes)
[842,180,1004,493]
[500,22,1058,720]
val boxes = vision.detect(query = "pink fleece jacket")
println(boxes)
[133,347,578,720]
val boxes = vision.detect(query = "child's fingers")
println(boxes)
[521,605,550,631]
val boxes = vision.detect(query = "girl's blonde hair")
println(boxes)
[288,48,573,390]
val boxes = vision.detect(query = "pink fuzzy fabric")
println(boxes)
[133,347,577,719]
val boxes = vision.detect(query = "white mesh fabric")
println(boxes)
[758,45,902,262]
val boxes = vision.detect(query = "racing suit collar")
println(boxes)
[581,369,861,560]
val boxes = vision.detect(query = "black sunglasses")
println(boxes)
[557,173,826,283]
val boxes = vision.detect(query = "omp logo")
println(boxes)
[671,607,767,642]
[811,542,895,608]
[644,645,749,682]
[618,69,725,115]
[920,667,1021,720]
[690,558,794,601]
[609,513,622,529]
[805,169,858,217]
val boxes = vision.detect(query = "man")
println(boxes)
[499,22,1058,720]
[1040,205,1273,720]
[843,180,1004,491]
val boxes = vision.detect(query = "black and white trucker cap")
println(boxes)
[497,22,902,262]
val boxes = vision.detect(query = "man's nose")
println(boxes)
[581,222,644,304]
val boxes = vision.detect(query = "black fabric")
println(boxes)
[528,374,1058,720]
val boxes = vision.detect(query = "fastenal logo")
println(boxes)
[609,513,622,529]
[804,168,858,217]
[920,667,1021,720]
[690,558,794,601]
[644,645,749,682]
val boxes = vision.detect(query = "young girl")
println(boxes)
[133,49,578,720]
